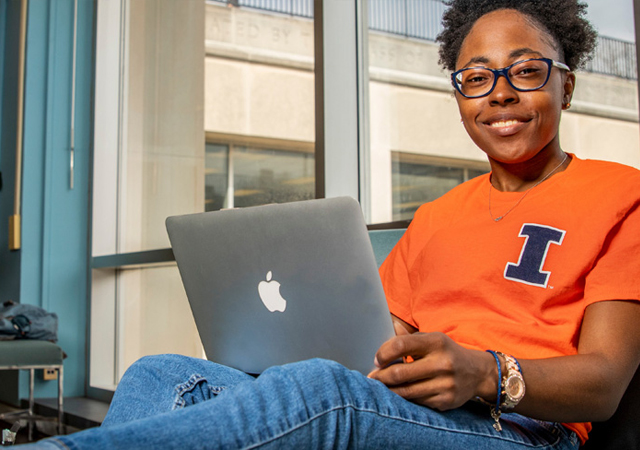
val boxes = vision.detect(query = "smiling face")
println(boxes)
[455,9,575,168]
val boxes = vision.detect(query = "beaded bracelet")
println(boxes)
[485,350,504,432]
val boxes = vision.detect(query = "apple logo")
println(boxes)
[258,271,287,312]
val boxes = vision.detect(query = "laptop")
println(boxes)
[166,196,396,375]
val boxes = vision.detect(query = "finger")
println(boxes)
[374,335,415,367]
[374,341,466,388]
[371,353,446,387]
[375,332,448,367]
[386,372,451,399]
[384,376,463,411]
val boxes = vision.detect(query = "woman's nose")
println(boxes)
[488,74,519,105]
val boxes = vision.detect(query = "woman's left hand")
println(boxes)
[368,330,497,411]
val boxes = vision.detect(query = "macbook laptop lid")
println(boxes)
[166,196,395,375]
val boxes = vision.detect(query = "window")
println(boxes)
[391,153,489,221]
[205,139,314,211]
[90,0,317,392]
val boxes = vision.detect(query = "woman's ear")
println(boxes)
[562,72,576,110]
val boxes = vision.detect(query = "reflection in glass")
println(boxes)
[206,144,314,211]
[205,144,230,211]
[392,152,488,221]
[234,147,314,207]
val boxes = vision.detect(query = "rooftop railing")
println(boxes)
[585,36,637,80]
[209,0,638,80]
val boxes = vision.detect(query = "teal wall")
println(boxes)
[0,0,94,403]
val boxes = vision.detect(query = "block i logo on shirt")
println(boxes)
[504,224,566,288]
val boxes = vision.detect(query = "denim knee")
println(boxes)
[262,358,362,401]
[269,358,353,382]
[122,354,187,378]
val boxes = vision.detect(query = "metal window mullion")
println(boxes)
[356,0,371,222]
[635,0,640,119]
[227,144,235,209]
[314,0,367,208]
[114,0,130,386]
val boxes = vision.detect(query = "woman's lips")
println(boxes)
[483,118,530,136]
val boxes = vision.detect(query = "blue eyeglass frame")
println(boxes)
[451,58,571,99]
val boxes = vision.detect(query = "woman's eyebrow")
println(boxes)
[509,47,543,59]
[460,56,490,68]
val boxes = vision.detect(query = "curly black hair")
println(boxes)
[436,0,598,72]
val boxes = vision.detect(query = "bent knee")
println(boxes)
[122,354,196,381]
[286,358,352,376]
[269,358,362,391]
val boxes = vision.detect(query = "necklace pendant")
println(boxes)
[494,216,503,222]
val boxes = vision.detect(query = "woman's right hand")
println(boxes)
[368,318,498,411]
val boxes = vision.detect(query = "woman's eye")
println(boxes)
[513,66,541,77]
[465,73,490,84]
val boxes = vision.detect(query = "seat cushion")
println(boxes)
[369,229,406,267]
[0,340,64,367]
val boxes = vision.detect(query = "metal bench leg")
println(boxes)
[28,368,34,441]
[58,366,64,435]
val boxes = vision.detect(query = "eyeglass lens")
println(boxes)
[455,59,550,97]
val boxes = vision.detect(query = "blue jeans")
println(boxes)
[21,355,580,449]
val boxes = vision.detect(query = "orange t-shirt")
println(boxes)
[379,155,640,444]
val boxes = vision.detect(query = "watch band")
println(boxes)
[497,352,525,410]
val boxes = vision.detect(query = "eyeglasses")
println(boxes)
[451,58,570,99]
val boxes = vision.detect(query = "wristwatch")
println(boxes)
[497,352,525,410]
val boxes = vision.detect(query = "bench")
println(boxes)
[0,340,64,440]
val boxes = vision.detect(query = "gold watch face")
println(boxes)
[505,375,525,400]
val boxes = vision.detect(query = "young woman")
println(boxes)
[22,0,640,448]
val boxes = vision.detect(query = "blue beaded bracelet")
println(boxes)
[486,350,503,431]
[486,350,502,408]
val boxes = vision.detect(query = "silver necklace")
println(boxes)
[489,153,568,222]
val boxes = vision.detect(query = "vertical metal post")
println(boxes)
[634,0,640,123]
[356,0,371,221]
[404,0,408,37]
[28,368,34,441]
[313,0,363,202]
[58,366,64,434]
[226,145,235,209]
[10,0,29,251]
[69,0,79,190]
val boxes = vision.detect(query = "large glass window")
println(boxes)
[91,0,315,391]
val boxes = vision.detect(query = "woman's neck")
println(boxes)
[489,149,570,192]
